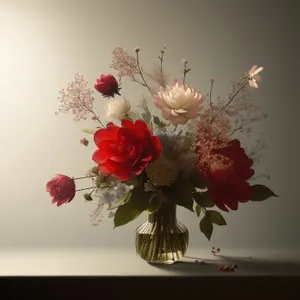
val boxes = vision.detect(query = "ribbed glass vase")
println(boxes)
[135,201,189,264]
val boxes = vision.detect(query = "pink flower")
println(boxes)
[46,174,76,207]
[153,82,204,125]
[94,74,121,98]
[248,65,263,88]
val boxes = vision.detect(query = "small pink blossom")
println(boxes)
[80,138,89,146]
[56,73,94,122]
[110,47,138,78]
[134,46,140,52]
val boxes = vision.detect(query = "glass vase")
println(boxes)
[135,201,189,265]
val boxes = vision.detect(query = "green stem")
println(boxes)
[74,175,97,180]
[182,61,190,84]
[136,51,152,94]
[209,79,214,108]
[76,186,96,192]
[90,111,105,128]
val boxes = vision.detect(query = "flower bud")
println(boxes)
[94,74,121,98]
[83,193,93,201]
[88,166,99,175]
[94,174,105,187]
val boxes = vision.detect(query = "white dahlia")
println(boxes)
[153,82,204,125]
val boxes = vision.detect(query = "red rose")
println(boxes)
[92,120,162,181]
[206,140,255,211]
[46,174,76,207]
[94,74,121,98]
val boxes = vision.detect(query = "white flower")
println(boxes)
[90,183,130,226]
[95,183,129,207]
[248,65,264,88]
[153,82,204,125]
[107,98,131,120]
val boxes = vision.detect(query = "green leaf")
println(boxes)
[81,128,97,135]
[153,116,169,129]
[146,195,162,214]
[130,186,153,211]
[164,183,194,212]
[200,215,213,241]
[195,205,201,217]
[250,184,278,201]
[207,210,227,226]
[140,103,152,124]
[114,200,142,228]
[192,191,215,208]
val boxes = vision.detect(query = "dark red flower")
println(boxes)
[94,74,121,98]
[92,120,162,181]
[205,140,255,212]
[46,174,76,207]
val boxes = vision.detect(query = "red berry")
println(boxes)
[218,266,223,271]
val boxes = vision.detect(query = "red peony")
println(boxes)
[46,174,76,207]
[92,120,162,181]
[204,140,255,212]
[94,74,121,98]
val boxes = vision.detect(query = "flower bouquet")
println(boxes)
[46,45,277,264]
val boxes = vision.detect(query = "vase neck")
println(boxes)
[148,201,177,226]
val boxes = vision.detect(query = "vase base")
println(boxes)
[147,259,177,265]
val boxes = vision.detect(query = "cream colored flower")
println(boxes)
[107,98,131,120]
[248,65,264,88]
[153,82,204,125]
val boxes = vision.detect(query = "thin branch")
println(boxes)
[210,77,248,124]
[136,51,153,94]
[209,79,214,108]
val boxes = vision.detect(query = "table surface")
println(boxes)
[0,247,299,276]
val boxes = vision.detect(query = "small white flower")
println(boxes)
[97,189,116,205]
[181,58,188,64]
[107,98,131,120]
[248,65,264,88]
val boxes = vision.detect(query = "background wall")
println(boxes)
[0,0,299,252]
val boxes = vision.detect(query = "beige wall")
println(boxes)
[0,0,298,250]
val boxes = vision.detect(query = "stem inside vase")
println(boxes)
[135,201,189,264]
